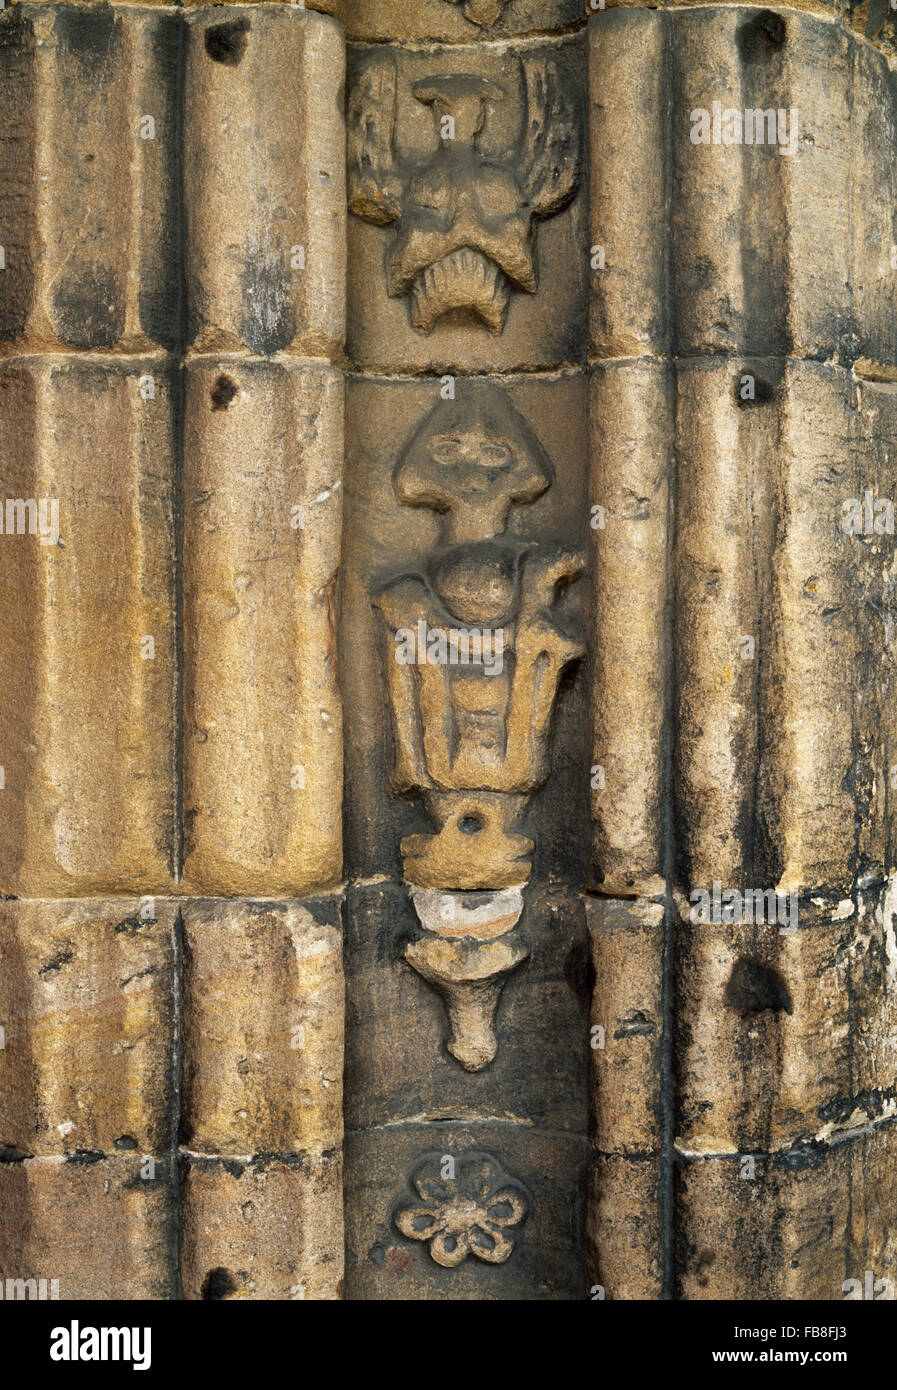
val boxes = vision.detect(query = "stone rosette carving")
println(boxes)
[348,54,581,334]
[393,1152,528,1267]
[373,383,583,1069]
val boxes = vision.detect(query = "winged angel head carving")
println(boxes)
[348,55,581,335]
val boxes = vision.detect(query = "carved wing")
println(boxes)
[519,56,582,220]
[347,54,403,226]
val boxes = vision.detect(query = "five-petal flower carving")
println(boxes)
[394,1153,527,1267]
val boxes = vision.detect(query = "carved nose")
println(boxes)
[412,74,505,145]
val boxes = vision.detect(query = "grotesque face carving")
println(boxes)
[348,56,581,335]
[393,381,552,542]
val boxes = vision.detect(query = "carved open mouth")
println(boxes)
[410,248,510,335]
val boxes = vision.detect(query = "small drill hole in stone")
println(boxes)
[458,814,485,835]
[205,19,250,66]
[725,957,793,1016]
[201,1267,239,1300]
[211,375,238,411]
[737,10,786,63]
[734,374,775,408]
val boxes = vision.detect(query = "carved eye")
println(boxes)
[480,442,511,467]
[430,437,513,468]
[430,438,463,465]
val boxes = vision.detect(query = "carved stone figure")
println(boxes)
[373,384,583,1069]
[348,56,581,334]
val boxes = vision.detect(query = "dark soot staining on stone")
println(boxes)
[613,1010,656,1040]
[240,240,296,355]
[38,944,75,976]
[54,4,118,67]
[52,263,125,349]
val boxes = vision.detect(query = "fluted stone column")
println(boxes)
[0,3,183,1298]
[587,1,897,1300]
[0,1,347,1300]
